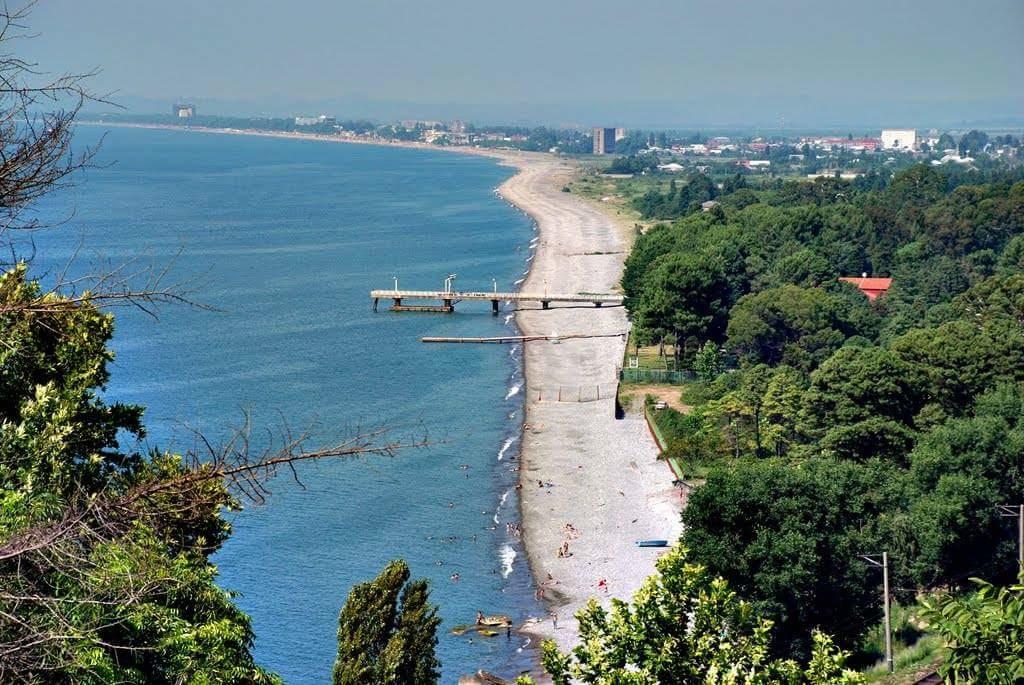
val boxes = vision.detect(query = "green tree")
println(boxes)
[693,340,723,382]
[903,386,1024,586]
[333,560,440,685]
[958,129,989,156]
[682,458,900,659]
[537,546,863,685]
[761,366,806,456]
[633,253,730,356]
[726,285,852,372]
[800,347,926,462]
[892,318,1024,414]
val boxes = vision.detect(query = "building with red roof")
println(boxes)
[839,276,893,300]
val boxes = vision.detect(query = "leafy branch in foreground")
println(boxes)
[919,576,1024,682]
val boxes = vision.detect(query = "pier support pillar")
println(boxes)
[491,299,499,315]
[373,298,379,312]
[393,297,402,307]
[594,302,603,307]
[443,298,453,312]
[542,301,550,310]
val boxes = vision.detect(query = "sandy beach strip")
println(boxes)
[496,156,683,654]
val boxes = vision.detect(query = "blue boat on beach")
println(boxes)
[635,540,669,547]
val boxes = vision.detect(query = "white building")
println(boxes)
[881,128,917,151]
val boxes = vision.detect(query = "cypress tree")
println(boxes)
[333,560,441,685]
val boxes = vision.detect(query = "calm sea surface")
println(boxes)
[30,126,539,682]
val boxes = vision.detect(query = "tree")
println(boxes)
[693,341,723,382]
[958,129,989,156]
[536,546,863,685]
[761,366,806,456]
[682,458,900,659]
[919,577,1024,682]
[902,386,1024,587]
[633,253,731,356]
[892,318,1024,415]
[333,560,440,685]
[800,347,926,461]
[726,285,853,372]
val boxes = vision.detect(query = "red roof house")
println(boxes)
[839,276,893,300]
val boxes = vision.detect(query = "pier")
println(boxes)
[370,289,623,314]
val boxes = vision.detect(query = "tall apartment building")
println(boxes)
[880,128,917,151]
[592,127,617,155]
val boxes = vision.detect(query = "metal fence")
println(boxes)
[527,383,620,403]
[619,368,694,384]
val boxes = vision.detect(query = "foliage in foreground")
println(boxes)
[333,559,441,685]
[530,546,863,685]
[0,266,279,683]
[919,576,1024,683]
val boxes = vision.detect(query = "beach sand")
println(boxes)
[496,155,683,655]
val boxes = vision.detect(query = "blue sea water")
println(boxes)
[29,126,540,682]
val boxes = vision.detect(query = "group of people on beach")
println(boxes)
[506,521,522,538]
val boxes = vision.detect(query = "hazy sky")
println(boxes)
[24,0,1024,127]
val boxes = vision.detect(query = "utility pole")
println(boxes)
[997,504,1024,569]
[860,553,893,673]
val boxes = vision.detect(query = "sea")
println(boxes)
[28,125,541,682]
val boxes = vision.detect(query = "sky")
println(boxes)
[23,0,1024,128]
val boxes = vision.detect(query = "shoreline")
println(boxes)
[81,119,681,669]
[496,158,683,657]
[75,120,519,162]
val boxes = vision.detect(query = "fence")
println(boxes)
[619,368,694,384]
[527,383,620,403]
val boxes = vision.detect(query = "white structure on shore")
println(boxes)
[172,103,195,118]
[881,128,917,151]
[295,114,336,126]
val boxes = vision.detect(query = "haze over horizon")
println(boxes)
[27,0,1024,128]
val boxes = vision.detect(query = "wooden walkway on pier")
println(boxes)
[371,289,623,314]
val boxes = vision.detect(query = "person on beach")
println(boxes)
[597,578,608,593]
[562,541,570,557]
[551,612,558,629]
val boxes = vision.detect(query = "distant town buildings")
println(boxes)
[172,104,195,118]
[880,128,917,151]
[295,115,336,126]
[592,127,617,155]
[614,127,627,142]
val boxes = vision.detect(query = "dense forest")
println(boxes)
[623,163,1024,663]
